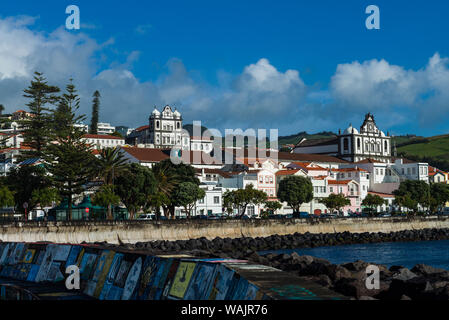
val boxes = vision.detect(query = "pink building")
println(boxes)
[327,179,361,214]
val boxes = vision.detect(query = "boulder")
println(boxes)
[411,264,448,276]
[392,268,418,282]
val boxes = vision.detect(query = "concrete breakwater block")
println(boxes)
[0,242,345,300]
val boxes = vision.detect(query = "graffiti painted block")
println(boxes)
[168,261,196,299]
[122,257,143,300]
[184,263,217,300]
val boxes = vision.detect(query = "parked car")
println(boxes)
[137,214,155,221]
[292,212,310,219]
[193,215,208,220]
[320,213,337,219]
[378,213,392,217]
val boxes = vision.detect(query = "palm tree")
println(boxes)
[151,160,181,219]
[95,147,129,219]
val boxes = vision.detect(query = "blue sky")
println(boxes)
[0,0,448,137]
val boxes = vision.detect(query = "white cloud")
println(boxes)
[330,53,449,128]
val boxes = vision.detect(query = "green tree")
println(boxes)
[115,163,157,219]
[394,194,418,214]
[262,200,283,217]
[21,72,60,160]
[90,90,100,134]
[95,148,129,185]
[0,185,14,208]
[393,180,431,213]
[223,190,236,216]
[277,175,313,213]
[111,131,124,138]
[92,185,120,210]
[31,187,60,211]
[6,165,51,216]
[361,194,387,216]
[95,147,129,219]
[224,184,267,218]
[0,104,4,116]
[152,159,199,219]
[44,81,97,220]
[319,193,351,214]
[429,183,449,212]
[173,182,206,218]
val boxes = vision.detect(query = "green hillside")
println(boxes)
[397,134,449,171]
[278,131,337,146]
[398,135,449,159]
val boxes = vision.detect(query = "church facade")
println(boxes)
[293,113,392,163]
[148,105,188,149]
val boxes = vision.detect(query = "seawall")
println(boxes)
[2,216,449,244]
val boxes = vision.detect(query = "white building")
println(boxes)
[190,136,213,154]
[149,106,187,149]
[82,134,125,150]
[293,113,392,163]
[97,122,116,135]
[74,123,89,133]
[192,183,223,216]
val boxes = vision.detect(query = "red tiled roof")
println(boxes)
[332,167,368,173]
[328,180,354,185]
[354,158,384,164]
[368,191,395,198]
[278,152,349,164]
[120,147,170,162]
[195,168,233,178]
[312,175,328,180]
[135,125,149,132]
[276,169,301,176]
[83,134,124,140]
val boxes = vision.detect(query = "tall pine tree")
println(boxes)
[44,80,97,220]
[21,72,60,160]
[90,90,100,134]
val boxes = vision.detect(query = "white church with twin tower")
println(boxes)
[293,113,392,163]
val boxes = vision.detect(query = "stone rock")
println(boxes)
[411,264,448,276]
[392,268,418,282]
[400,295,412,300]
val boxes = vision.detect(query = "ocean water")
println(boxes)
[259,240,449,270]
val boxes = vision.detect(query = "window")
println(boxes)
[412,167,416,175]
[407,168,411,175]
[330,187,334,193]
[259,176,263,183]
[385,141,388,151]
[214,196,220,204]
[344,138,349,151]
[357,138,361,150]
[269,176,273,184]
[198,197,205,204]
[177,122,180,129]
[265,176,269,183]
[247,206,255,216]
